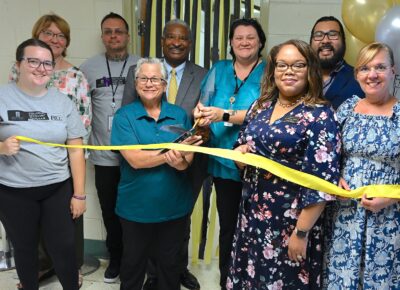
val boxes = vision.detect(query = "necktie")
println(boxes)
[168,69,178,104]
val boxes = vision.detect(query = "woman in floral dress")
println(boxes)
[226,39,341,289]
[324,43,400,289]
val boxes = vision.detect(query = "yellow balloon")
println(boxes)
[344,28,367,67]
[342,0,393,43]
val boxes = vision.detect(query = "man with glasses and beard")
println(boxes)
[310,16,364,109]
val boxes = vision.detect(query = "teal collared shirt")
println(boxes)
[111,99,193,223]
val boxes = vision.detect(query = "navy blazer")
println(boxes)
[324,62,364,110]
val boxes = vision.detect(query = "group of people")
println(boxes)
[0,10,398,290]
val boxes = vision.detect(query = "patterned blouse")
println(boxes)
[9,63,92,138]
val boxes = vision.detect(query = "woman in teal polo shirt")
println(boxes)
[111,57,200,290]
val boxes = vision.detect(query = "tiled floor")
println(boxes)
[0,258,220,290]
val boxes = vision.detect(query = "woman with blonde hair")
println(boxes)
[227,39,341,289]
[324,42,400,289]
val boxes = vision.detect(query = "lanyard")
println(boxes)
[233,58,259,95]
[106,55,128,106]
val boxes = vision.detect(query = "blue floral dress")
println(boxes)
[227,100,341,290]
[323,96,400,289]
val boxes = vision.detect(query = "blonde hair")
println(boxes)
[31,13,70,57]
[354,42,394,78]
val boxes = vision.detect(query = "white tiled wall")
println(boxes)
[0,0,123,82]
[266,0,342,52]
[0,0,343,241]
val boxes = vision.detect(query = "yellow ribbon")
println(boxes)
[16,135,400,199]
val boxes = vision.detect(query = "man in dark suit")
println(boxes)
[310,16,364,109]
[122,19,208,290]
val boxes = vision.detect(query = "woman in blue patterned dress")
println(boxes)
[324,43,400,289]
[227,39,341,289]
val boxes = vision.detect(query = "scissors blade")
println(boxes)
[160,124,187,134]
[159,126,196,154]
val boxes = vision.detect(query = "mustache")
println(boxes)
[167,45,185,51]
[318,44,335,53]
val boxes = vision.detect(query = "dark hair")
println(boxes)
[252,39,325,114]
[162,19,192,41]
[101,12,129,32]
[310,16,346,52]
[229,18,266,59]
[16,38,54,62]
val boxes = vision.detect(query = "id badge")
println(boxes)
[108,115,114,132]
[224,122,233,127]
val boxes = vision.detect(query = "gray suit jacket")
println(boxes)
[122,61,208,121]
[121,60,208,204]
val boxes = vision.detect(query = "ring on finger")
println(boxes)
[297,255,303,260]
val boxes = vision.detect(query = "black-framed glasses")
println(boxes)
[275,62,307,72]
[136,76,166,85]
[312,30,340,41]
[357,63,391,75]
[20,57,55,71]
[41,30,67,42]
[102,29,128,36]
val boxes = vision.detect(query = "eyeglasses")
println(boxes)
[20,57,55,71]
[357,63,391,75]
[102,29,128,36]
[41,30,67,42]
[136,76,166,85]
[312,30,340,41]
[275,62,307,72]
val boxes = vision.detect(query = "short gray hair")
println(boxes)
[134,57,167,80]
[162,19,192,41]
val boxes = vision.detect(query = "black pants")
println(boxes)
[147,154,209,278]
[0,180,78,290]
[94,165,122,262]
[38,202,84,270]
[120,215,189,290]
[214,177,242,289]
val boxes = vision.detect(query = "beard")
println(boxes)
[318,43,345,70]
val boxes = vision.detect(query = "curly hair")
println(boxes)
[251,39,326,116]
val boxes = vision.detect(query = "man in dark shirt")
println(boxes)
[310,16,364,109]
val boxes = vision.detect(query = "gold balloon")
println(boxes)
[342,0,394,43]
[344,27,367,67]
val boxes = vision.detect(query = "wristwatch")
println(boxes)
[294,227,309,238]
[222,110,230,122]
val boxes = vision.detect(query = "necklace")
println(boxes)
[230,58,260,110]
[277,96,304,108]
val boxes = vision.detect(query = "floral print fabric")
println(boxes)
[323,96,400,290]
[227,100,341,290]
[9,64,91,135]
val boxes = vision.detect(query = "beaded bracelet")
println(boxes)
[72,194,86,201]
